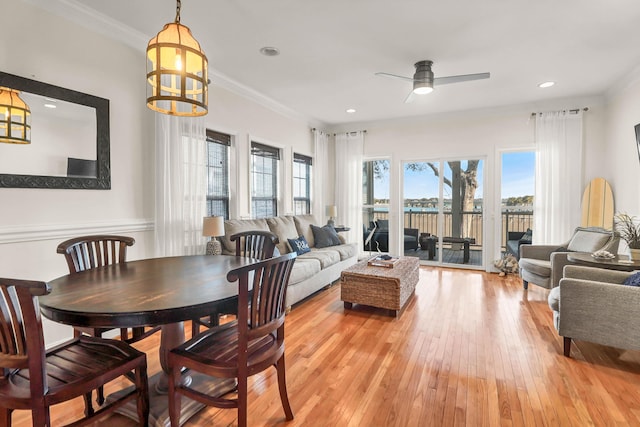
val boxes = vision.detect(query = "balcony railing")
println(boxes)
[364,209,533,250]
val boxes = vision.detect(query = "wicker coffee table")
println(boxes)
[341,256,419,317]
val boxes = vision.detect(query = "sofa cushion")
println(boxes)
[320,243,357,261]
[221,218,270,254]
[267,216,299,254]
[288,258,321,285]
[294,215,318,248]
[566,227,613,252]
[287,236,311,255]
[548,286,560,311]
[298,248,340,268]
[518,258,551,278]
[311,224,341,248]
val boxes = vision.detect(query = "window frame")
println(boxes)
[251,141,280,219]
[293,153,312,215]
[205,129,231,219]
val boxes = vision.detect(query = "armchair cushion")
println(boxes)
[566,227,615,252]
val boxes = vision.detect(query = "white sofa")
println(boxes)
[220,215,358,308]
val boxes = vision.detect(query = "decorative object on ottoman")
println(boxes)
[615,212,640,260]
[494,253,519,276]
[203,216,225,255]
[341,256,419,317]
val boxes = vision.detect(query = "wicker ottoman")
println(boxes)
[340,256,419,317]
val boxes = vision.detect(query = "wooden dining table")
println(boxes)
[39,254,257,426]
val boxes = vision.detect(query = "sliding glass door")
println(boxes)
[403,159,484,268]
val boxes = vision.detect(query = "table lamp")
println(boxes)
[203,216,225,255]
[326,205,337,227]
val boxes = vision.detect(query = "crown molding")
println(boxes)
[22,0,325,127]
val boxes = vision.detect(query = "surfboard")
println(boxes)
[581,177,614,229]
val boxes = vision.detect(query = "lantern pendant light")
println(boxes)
[0,87,31,144]
[146,0,208,116]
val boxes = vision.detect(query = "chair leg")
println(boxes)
[168,358,182,427]
[83,392,94,417]
[276,356,294,421]
[522,279,528,290]
[0,407,12,427]
[31,404,50,427]
[237,372,248,427]
[563,337,572,357]
[135,362,150,427]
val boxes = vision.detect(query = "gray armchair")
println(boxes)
[548,265,640,357]
[518,226,619,290]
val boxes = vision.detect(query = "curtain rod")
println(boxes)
[530,107,589,117]
[310,128,368,135]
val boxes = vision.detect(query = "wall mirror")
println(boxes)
[0,71,110,189]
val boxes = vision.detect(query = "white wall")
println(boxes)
[604,68,640,216]
[331,95,606,268]
[1,1,316,346]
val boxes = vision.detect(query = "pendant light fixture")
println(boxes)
[0,87,31,144]
[146,0,208,116]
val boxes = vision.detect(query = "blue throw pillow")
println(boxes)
[287,236,311,255]
[311,224,341,248]
[622,271,640,287]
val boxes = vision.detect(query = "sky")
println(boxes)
[372,151,535,200]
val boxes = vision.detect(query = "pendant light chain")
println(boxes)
[175,0,181,23]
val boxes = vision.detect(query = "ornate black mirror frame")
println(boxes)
[0,71,110,189]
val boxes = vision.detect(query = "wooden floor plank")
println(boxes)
[12,267,640,426]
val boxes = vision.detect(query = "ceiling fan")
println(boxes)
[375,60,490,103]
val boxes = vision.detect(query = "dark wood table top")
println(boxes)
[40,255,257,329]
[567,252,640,272]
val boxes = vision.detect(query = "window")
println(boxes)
[293,153,312,215]
[251,142,280,218]
[362,159,390,250]
[206,129,230,219]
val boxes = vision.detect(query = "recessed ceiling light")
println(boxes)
[346,108,356,114]
[538,81,555,88]
[259,46,280,57]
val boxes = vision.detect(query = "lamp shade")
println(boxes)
[203,216,225,237]
[0,87,31,144]
[326,205,337,217]
[146,3,208,117]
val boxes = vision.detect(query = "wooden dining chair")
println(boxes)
[0,277,149,426]
[191,230,279,337]
[56,234,160,406]
[169,252,297,427]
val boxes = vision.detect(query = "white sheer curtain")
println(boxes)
[154,114,208,256]
[534,111,584,244]
[312,129,329,221]
[335,131,364,245]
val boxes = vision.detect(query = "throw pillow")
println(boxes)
[622,271,640,287]
[287,236,311,255]
[311,224,341,248]
[521,228,533,243]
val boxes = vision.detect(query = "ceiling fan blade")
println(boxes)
[433,72,490,86]
[375,72,414,82]
[404,91,416,104]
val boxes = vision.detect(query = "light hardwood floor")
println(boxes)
[14,267,640,426]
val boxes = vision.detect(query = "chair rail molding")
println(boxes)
[0,218,153,244]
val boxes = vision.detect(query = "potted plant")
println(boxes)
[615,213,640,260]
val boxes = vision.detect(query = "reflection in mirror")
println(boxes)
[1,92,96,177]
[0,71,110,189]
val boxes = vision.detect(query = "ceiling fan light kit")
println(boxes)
[376,59,490,102]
